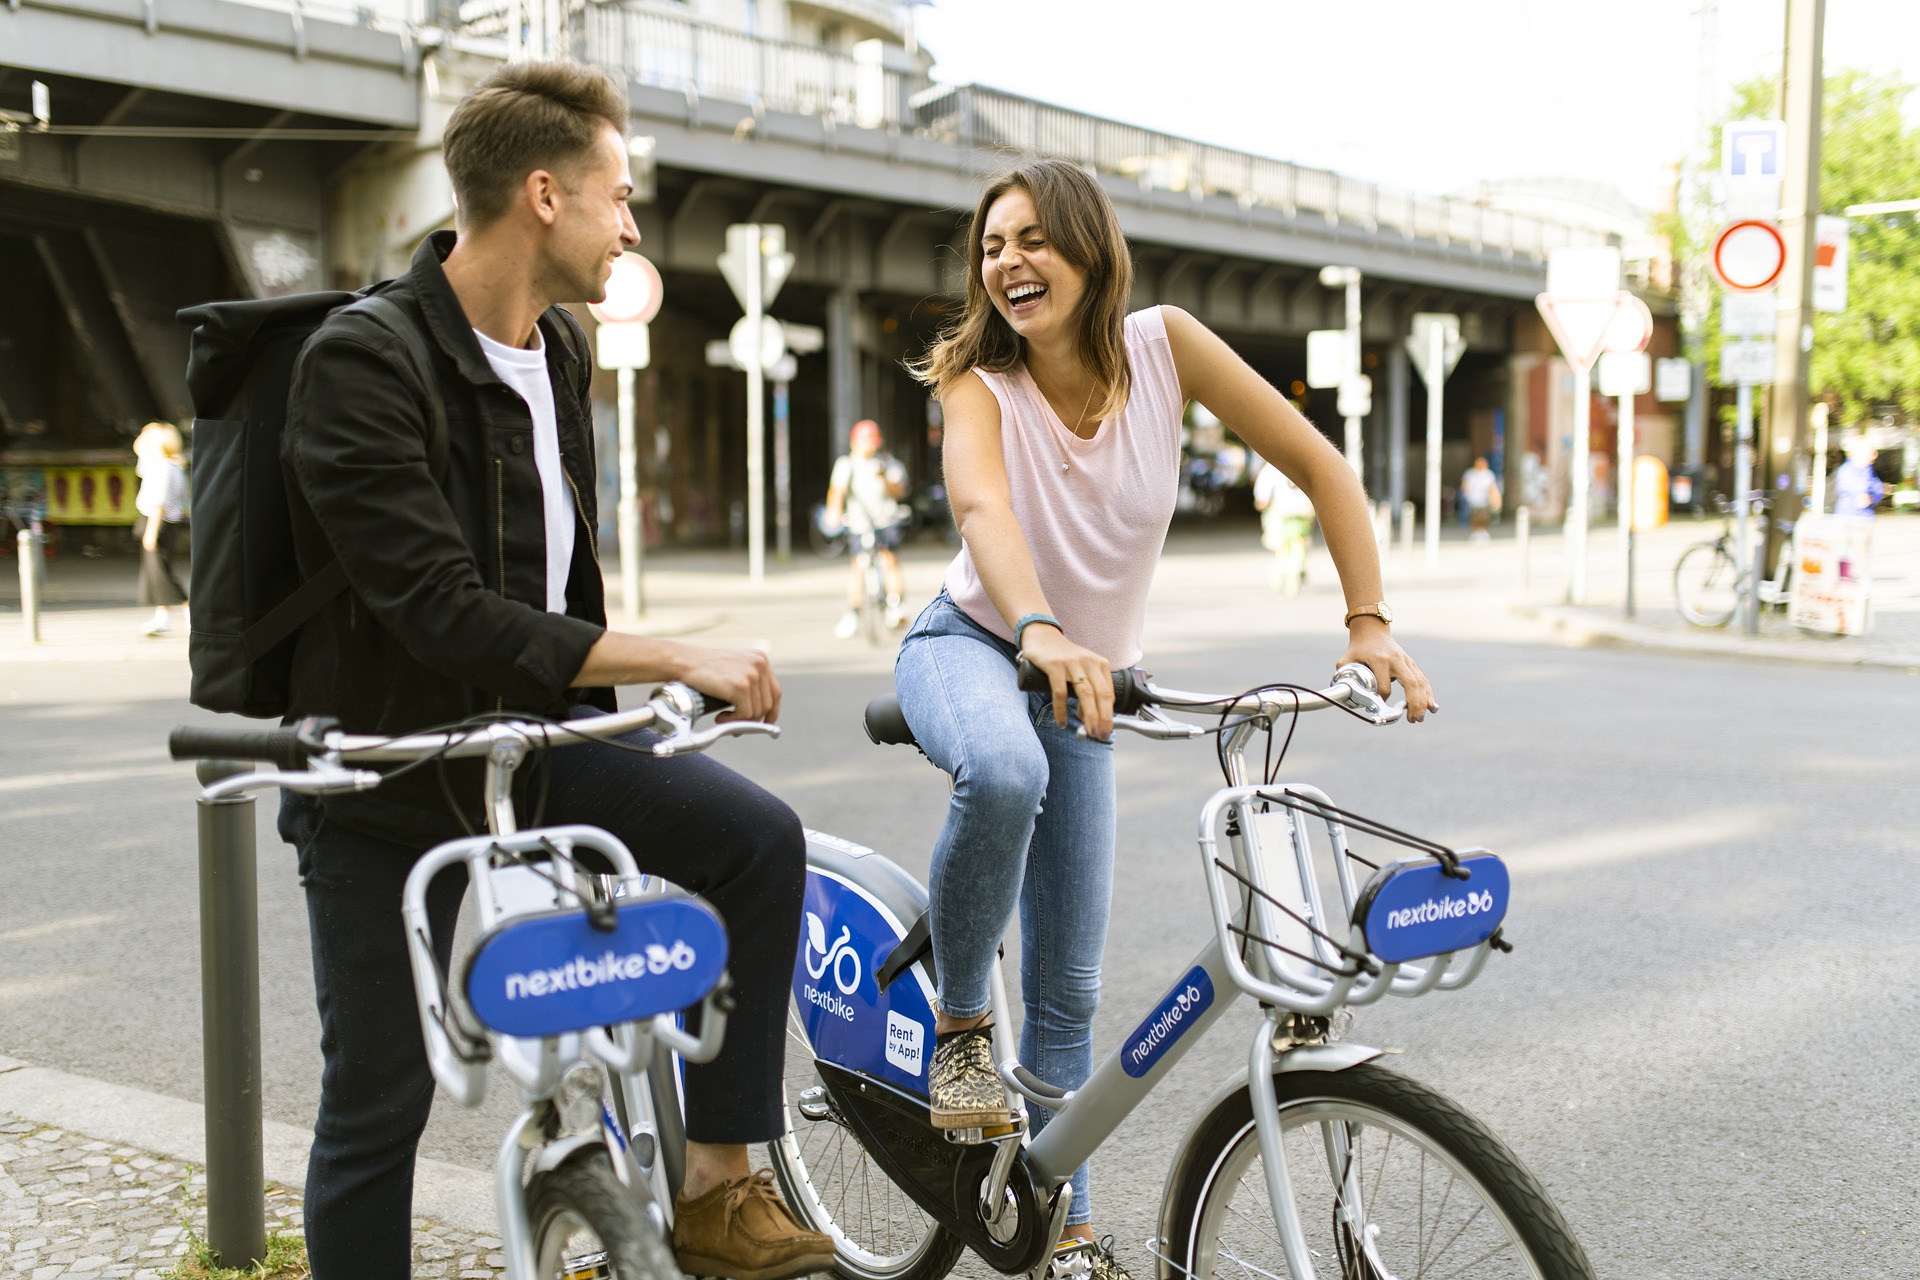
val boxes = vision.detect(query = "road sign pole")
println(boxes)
[1618,382,1635,617]
[745,227,766,585]
[617,366,643,617]
[1345,277,1364,475]
[1423,322,1444,569]
[1568,363,1591,606]
[1735,380,1756,634]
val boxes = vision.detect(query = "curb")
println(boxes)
[1515,604,1920,673]
[0,1053,496,1233]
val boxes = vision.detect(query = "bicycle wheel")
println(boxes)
[526,1146,679,1280]
[1673,541,1739,628]
[861,562,886,647]
[767,1001,964,1280]
[1161,1061,1594,1280]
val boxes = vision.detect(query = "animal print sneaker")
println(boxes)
[928,1024,1013,1128]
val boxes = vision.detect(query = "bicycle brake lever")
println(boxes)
[201,762,382,800]
[652,721,781,756]
[1075,712,1202,741]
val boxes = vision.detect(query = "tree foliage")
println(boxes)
[1671,70,1920,425]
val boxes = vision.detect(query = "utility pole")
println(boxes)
[1760,0,1825,577]
[718,223,795,585]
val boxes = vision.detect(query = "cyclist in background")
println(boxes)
[1252,457,1315,595]
[823,417,911,637]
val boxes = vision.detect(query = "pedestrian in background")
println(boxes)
[823,417,911,636]
[1460,454,1501,544]
[1252,457,1315,595]
[133,421,189,635]
[1832,441,1886,519]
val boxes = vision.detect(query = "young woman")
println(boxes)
[133,421,190,636]
[895,159,1436,1271]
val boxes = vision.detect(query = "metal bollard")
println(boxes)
[196,759,267,1269]
[17,529,42,644]
[1399,500,1415,556]
[1516,506,1531,592]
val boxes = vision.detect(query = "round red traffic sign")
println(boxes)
[1711,220,1787,293]
[1602,293,1654,354]
[590,253,664,325]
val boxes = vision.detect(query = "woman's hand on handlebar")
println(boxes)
[1018,625,1115,741]
[1338,619,1435,724]
[673,643,782,725]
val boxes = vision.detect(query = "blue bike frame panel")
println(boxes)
[465,898,729,1038]
[794,868,939,1098]
[1354,854,1510,964]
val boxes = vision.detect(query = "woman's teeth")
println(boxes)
[1007,284,1048,309]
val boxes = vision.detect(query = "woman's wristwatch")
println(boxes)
[1343,602,1393,627]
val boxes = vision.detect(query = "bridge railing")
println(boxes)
[447,0,1611,263]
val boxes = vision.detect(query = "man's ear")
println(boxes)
[525,168,562,227]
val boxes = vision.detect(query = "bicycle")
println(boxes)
[750,663,1594,1280]
[168,687,775,1280]
[1674,499,1792,628]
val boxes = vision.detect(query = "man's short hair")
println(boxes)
[442,61,629,230]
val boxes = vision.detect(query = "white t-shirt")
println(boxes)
[135,456,188,522]
[473,327,574,613]
[1460,467,1498,509]
[831,452,907,533]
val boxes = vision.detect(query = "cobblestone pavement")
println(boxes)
[0,1114,507,1280]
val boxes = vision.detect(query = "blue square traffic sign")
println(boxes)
[1723,120,1785,180]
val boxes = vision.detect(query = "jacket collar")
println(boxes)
[408,230,585,395]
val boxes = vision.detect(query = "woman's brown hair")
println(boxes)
[912,159,1134,419]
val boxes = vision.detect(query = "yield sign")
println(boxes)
[1535,293,1626,371]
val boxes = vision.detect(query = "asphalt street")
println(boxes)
[1,534,1915,1280]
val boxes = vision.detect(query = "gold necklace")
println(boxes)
[1054,379,1099,475]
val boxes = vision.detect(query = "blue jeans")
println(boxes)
[894,592,1115,1225]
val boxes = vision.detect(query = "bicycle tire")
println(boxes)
[526,1145,679,1280]
[1160,1060,1594,1280]
[1673,541,1739,628]
[767,1001,965,1280]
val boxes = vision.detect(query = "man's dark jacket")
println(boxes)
[283,231,615,844]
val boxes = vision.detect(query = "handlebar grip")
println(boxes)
[1014,660,1151,715]
[168,716,336,769]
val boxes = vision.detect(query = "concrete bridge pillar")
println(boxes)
[1386,341,1410,515]
[827,283,860,462]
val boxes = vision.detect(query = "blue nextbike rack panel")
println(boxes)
[794,869,938,1098]
[1356,854,1510,965]
[466,899,727,1039]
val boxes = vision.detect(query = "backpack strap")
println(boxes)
[240,293,448,662]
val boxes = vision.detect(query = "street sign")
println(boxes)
[1720,289,1775,338]
[1720,339,1774,385]
[1336,376,1372,419]
[1722,119,1785,180]
[1813,215,1849,313]
[1306,329,1350,389]
[1545,246,1622,299]
[1534,294,1623,371]
[1602,294,1654,354]
[1597,350,1650,398]
[1711,220,1787,292]
[595,322,650,370]
[719,224,794,311]
[589,253,664,326]
[1654,357,1692,403]
[729,315,787,372]
[1404,313,1463,387]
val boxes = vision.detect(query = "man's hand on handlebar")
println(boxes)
[671,642,782,725]
[1017,624,1115,741]
[1338,618,1437,724]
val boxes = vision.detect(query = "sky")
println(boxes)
[910,0,1920,213]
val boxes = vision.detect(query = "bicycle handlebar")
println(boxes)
[1014,660,1404,731]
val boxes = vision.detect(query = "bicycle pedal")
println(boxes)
[560,1250,612,1280]
[942,1125,989,1145]
[797,1084,833,1121]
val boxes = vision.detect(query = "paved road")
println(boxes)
[2,535,1915,1280]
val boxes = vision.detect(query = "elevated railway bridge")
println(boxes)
[2,0,1656,544]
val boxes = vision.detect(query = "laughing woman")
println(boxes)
[894,159,1437,1276]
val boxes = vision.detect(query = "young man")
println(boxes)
[280,61,830,1280]
[823,418,910,635]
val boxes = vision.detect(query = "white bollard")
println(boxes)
[1516,506,1531,593]
[18,529,42,644]
[1399,500,1416,557]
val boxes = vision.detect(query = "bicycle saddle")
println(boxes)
[863,695,917,747]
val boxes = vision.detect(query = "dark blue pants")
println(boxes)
[278,723,806,1280]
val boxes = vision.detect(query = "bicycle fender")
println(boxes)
[529,1133,604,1179]
[1153,1041,1384,1268]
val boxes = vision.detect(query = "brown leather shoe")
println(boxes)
[673,1169,835,1280]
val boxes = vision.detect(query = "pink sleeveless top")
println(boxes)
[944,306,1183,668]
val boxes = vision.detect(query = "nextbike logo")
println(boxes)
[804,912,863,996]
[1381,889,1497,933]
[1122,966,1214,1078]
[502,942,697,1001]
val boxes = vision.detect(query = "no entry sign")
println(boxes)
[1711,220,1787,293]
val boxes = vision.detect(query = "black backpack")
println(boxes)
[176,289,447,719]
